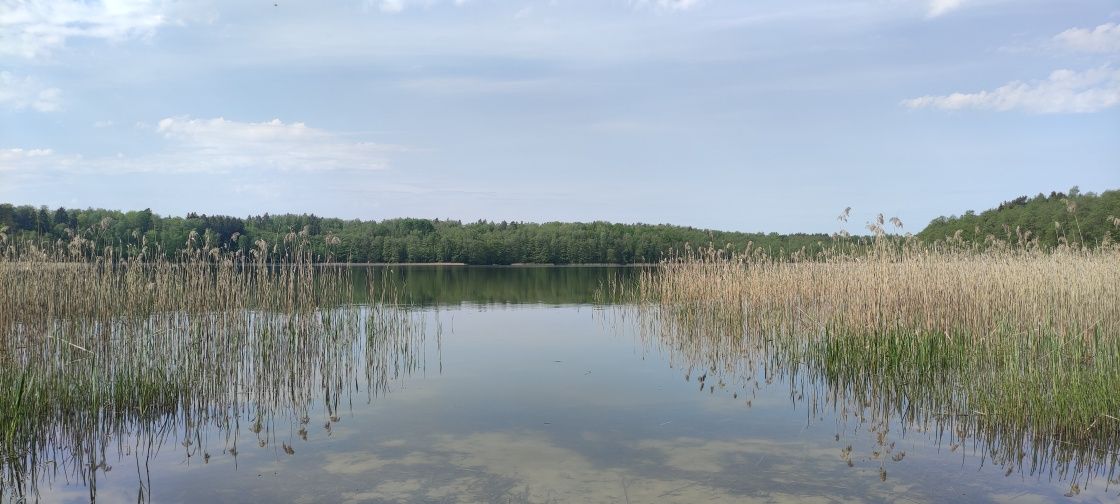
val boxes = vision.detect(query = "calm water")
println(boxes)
[24,267,1119,502]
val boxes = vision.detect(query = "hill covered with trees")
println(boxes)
[917,188,1120,247]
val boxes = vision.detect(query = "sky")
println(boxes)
[1,0,1118,234]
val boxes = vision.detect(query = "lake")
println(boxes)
[8,266,1118,503]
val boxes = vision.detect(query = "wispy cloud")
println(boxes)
[367,0,472,14]
[0,0,168,59]
[0,148,54,172]
[2,117,402,175]
[376,0,404,13]
[902,66,1120,113]
[151,116,400,172]
[926,0,964,18]
[630,0,702,12]
[0,72,61,111]
[588,118,661,133]
[1054,22,1120,53]
[398,76,550,94]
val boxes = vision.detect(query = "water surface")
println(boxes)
[19,267,1119,502]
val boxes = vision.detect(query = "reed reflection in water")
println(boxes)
[0,238,438,502]
[3,245,1118,502]
[612,241,1120,499]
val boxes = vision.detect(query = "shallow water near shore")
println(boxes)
[11,266,1119,503]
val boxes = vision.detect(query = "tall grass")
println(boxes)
[620,236,1120,488]
[0,230,435,501]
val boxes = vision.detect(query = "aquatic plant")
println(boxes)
[0,232,436,501]
[621,234,1120,490]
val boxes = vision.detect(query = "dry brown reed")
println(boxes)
[617,236,1120,488]
[645,240,1120,344]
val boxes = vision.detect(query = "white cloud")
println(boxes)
[2,117,401,175]
[926,0,963,17]
[1054,22,1120,53]
[0,0,167,59]
[92,120,114,128]
[0,72,61,111]
[902,66,1120,113]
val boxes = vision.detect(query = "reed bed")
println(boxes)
[0,232,436,501]
[616,238,1120,488]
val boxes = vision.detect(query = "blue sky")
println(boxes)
[1,0,1118,233]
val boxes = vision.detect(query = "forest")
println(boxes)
[0,204,829,264]
[917,187,1120,247]
[2,187,1116,264]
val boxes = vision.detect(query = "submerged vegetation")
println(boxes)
[0,230,436,501]
[616,228,1120,491]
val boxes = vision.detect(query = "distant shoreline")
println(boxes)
[318,262,657,267]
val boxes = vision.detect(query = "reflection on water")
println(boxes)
[348,266,643,307]
[1,289,437,502]
[2,267,1118,502]
[617,287,1120,502]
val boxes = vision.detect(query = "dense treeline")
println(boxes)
[0,203,830,264]
[917,188,1120,247]
[4,187,1115,264]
